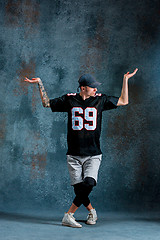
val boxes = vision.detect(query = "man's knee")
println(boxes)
[73,177,96,197]
[83,177,96,187]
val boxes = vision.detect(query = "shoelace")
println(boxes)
[87,213,93,220]
[69,213,75,221]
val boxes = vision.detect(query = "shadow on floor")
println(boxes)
[1,211,160,227]
[0,211,62,226]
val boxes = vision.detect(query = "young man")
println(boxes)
[25,68,138,228]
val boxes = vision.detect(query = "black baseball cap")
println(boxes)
[78,74,101,88]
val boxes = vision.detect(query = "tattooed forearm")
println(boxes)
[38,79,50,107]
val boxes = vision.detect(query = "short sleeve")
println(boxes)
[102,94,119,111]
[50,94,69,112]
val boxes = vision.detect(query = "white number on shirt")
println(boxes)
[72,107,83,130]
[72,107,97,131]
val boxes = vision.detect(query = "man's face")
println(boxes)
[84,86,97,97]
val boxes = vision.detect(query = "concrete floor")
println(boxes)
[0,210,160,240]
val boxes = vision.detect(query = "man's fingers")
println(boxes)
[124,68,138,79]
[129,72,136,77]
[24,79,32,82]
[24,77,38,80]
[131,68,138,75]
[126,68,138,75]
[134,68,138,73]
[24,77,30,81]
[131,68,138,76]
[24,77,34,83]
[24,77,40,83]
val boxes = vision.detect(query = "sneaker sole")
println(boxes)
[86,217,97,225]
[62,222,82,228]
[86,221,97,225]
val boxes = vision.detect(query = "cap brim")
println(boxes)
[88,82,101,88]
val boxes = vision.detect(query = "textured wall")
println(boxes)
[0,0,160,212]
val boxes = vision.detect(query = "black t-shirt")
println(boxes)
[50,93,119,156]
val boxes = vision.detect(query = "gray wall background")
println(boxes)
[0,0,160,213]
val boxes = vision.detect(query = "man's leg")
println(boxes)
[65,177,95,215]
[67,179,94,214]
[81,155,102,224]
[62,177,96,227]
[72,177,97,224]
[67,203,79,214]
[63,155,101,227]
[62,155,83,227]
[67,201,94,213]
[66,155,98,210]
[86,203,94,211]
[73,177,96,209]
[82,178,98,225]
[62,201,82,228]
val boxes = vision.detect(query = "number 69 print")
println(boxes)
[71,107,97,131]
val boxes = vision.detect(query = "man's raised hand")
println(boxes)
[124,68,138,80]
[24,77,41,83]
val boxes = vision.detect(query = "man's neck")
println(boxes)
[79,92,90,101]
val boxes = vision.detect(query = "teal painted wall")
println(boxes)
[0,0,160,212]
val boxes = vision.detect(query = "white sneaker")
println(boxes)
[86,209,97,225]
[62,213,82,228]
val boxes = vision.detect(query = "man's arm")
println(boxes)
[24,77,50,107]
[117,68,138,106]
